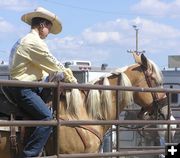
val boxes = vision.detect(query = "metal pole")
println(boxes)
[133,25,139,52]
[52,82,61,158]
[136,28,138,52]
[56,82,61,158]
[116,89,120,158]
[167,92,171,143]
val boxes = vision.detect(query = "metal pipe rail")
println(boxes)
[59,149,165,158]
[0,80,179,158]
[0,119,180,126]
[0,79,57,87]
[59,82,180,93]
[124,107,180,111]
[57,119,180,126]
[118,146,165,149]
[31,150,164,158]
[0,79,180,93]
[118,127,180,131]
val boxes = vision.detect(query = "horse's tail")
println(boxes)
[86,89,102,120]
[119,72,134,108]
[101,77,112,120]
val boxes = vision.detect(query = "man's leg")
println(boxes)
[17,88,53,157]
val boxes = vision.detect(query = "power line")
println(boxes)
[42,0,171,17]
[42,0,125,15]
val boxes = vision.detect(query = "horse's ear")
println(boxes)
[132,52,148,69]
[132,52,142,64]
[141,54,148,69]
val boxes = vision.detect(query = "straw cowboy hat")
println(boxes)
[21,7,62,34]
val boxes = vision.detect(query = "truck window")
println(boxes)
[169,85,179,104]
[171,93,178,104]
[73,71,86,83]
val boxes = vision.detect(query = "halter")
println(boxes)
[139,65,167,120]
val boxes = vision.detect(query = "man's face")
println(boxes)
[39,23,52,39]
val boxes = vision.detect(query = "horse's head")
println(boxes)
[91,53,168,120]
[124,53,167,119]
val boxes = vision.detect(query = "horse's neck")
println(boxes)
[60,89,116,135]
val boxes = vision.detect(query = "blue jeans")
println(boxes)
[10,87,53,157]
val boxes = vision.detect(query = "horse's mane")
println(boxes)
[65,57,161,120]
[65,89,84,119]
[101,77,112,120]
[86,88,101,119]
[85,70,134,120]
[66,68,133,120]
[147,59,163,86]
[86,77,113,120]
[89,66,128,84]
[119,72,134,107]
[64,77,113,120]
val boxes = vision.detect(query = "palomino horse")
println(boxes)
[0,53,175,157]
[46,53,175,156]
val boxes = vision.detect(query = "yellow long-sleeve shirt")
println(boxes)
[9,29,77,83]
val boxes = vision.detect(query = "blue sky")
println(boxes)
[0,0,180,69]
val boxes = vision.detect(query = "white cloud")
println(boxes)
[47,36,84,51]
[132,17,180,38]
[132,0,180,18]
[82,30,121,44]
[131,17,180,54]
[0,0,34,11]
[47,17,180,66]
[0,17,14,32]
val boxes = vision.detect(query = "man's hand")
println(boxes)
[64,68,77,83]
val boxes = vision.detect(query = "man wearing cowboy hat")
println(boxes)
[8,7,77,157]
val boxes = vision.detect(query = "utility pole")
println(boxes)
[132,25,139,52]
[127,25,145,55]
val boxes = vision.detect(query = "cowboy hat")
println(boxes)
[21,7,62,34]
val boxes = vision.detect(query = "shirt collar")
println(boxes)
[31,29,40,37]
